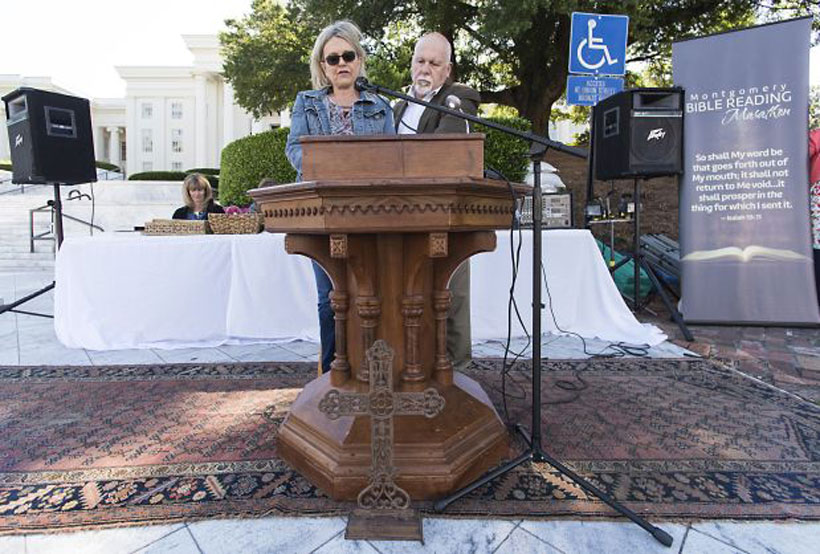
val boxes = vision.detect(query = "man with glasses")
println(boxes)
[394,32,480,371]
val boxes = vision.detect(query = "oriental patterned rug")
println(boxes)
[0,358,818,534]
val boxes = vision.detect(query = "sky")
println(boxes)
[0,0,817,100]
[0,0,254,98]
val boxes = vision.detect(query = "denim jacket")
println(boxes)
[285,87,395,180]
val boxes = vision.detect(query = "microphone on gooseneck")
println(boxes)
[355,77,374,92]
[445,94,469,132]
[355,77,393,116]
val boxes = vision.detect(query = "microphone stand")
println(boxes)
[359,79,673,547]
[0,182,65,319]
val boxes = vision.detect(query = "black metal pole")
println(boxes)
[52,183,65,248]
[634,178,641,311]
[585,107,596,227]
[531,157,544,460]
[0,182,64,319]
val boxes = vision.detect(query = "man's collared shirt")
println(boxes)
[397,86,441,135]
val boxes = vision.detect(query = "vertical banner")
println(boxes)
[673,18,819,324]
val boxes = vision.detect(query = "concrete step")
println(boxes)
[0,265,54,275]
[0,241,55,253]
[0,261,55,270]
[0,253,54,260]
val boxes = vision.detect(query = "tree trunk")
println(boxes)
[478,10,570,137]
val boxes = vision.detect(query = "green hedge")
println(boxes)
[474,116,532,183]
[95,160,120,172]
[185,167,220,175]
[128,171,188,181]
[220,128,295,207]
[126,171,219,190]
[0,162,12,171]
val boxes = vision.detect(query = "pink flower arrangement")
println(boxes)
[224,205,252,215]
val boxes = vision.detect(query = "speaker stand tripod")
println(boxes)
[0,183,64,319]
[434,150,674,548]
[611,178,693,342]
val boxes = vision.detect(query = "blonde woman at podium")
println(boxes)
[285,20,395,373]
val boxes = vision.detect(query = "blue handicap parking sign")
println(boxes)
[569,12,629,76]
[566,75,624,106]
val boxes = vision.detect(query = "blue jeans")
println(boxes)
[312,261,334,373]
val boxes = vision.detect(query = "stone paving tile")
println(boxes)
[18,342,93,366]
[248,344,316,362]
[680,529,748,554]
[312,532,380,553]
[276,340,321,358]
[24,523,185,554]
[86,348,166,366]
[690,521,820,554]
[516,520,689,554]
[135,526,201,554]
[152,348,236,364]
[0,351,19,365]
[0,535,24,554]
[187,516,345,554]
[370,518,517,554]
[494,525,563,554]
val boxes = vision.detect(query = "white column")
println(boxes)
[92,126,101,161]
[126,97,137,176]
[106,127,121,168]
[194,73,207,167]
[222,81,235,149]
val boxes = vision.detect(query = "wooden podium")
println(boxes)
[249,134,530,500]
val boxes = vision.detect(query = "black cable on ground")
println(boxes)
[540,261,650,359]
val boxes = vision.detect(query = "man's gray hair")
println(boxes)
[309,20,368,90]
[415,32,452,64]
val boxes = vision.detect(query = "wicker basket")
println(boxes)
[143,219,210,236]
[208,213,263,234]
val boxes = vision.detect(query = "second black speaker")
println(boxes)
[593,88,683,181]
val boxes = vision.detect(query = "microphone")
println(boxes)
[445,94,469,132]
[355,76,393,115]
[445,95,461,110]
[355,77,375,92]
[349,78,587,159]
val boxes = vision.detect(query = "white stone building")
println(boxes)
[1,35,283,176]
[2,33,584,176]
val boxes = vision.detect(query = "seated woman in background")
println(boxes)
[172,173,225,220]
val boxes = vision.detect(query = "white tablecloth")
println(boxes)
[471,229,666,345]
[54,230,665,350]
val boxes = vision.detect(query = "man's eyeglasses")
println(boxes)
[324,51,357,65]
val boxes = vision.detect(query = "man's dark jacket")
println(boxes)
[393,82,480,134]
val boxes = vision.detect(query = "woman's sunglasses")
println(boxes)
[323,51,357,66]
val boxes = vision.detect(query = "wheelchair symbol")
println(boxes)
[577,19,618,70]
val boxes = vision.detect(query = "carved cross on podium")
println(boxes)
[318,339,445,540]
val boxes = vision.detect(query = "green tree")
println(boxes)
[221,0,817,134]
[220,0,315,119]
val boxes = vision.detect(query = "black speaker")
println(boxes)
[593,88,683,181]
[2,87,96,185]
